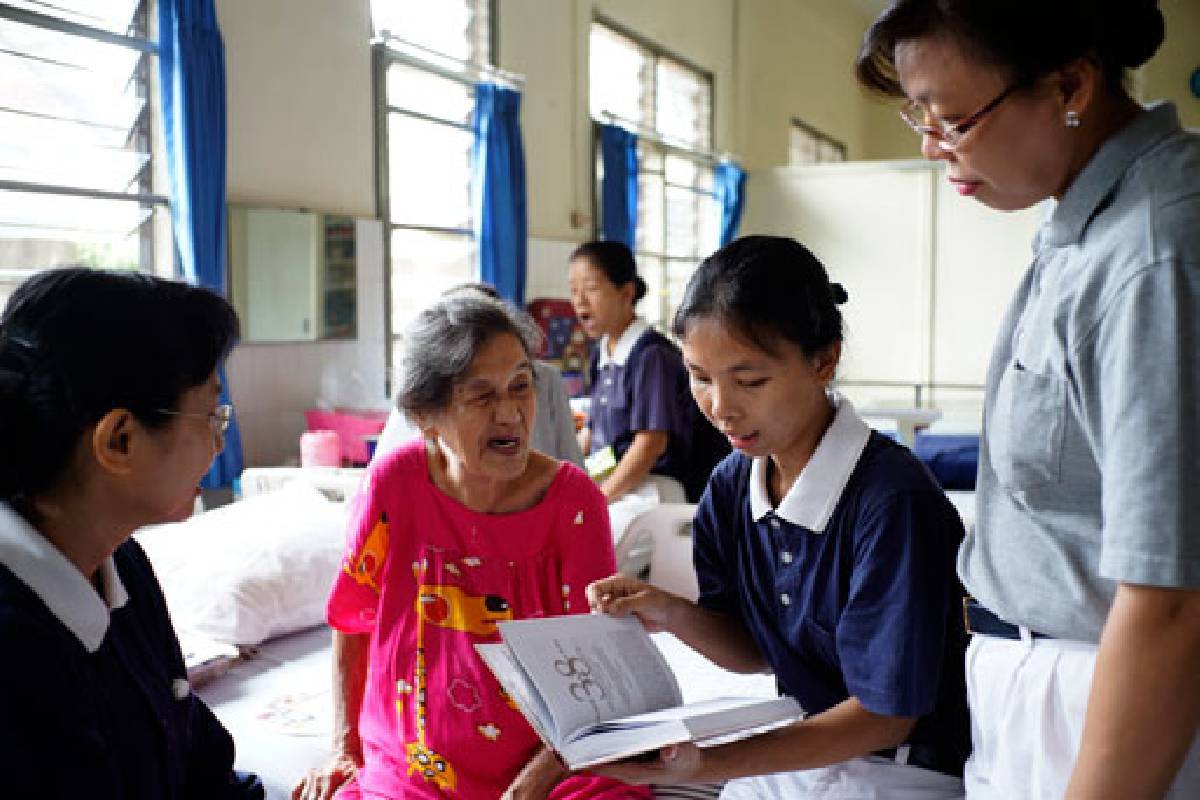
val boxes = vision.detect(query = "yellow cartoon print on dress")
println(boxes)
[405,741,457,791]
[344,512,390,594]
[416,584,512,636]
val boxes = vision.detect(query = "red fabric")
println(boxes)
[327,440,648,799]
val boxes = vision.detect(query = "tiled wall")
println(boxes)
[227,218,388,467]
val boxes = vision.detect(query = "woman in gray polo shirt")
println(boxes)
[857,1,1199,798]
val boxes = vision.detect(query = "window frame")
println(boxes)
[589,17,719,330]
[372,0,499,389]
[789,117,847,165]
[591,15,715,151]
[0,0,168,302]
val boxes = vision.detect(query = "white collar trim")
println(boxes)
[0,502,128,652]
[597,317,650,369]
[749,392,871,531]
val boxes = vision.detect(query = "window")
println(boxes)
[589,20,721,330]
[789,119,847,165]
[371,0,491,374]
[0,1,170,311]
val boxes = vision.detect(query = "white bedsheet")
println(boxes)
[199,625,334,799]
[200,625,778,799]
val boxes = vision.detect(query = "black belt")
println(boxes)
[963,598,1053,640]
[873,743,963,778]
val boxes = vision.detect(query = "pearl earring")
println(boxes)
[1065,110,1081,128]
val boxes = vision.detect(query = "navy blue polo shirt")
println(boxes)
[694,398,969,773]
[588,319,694,486]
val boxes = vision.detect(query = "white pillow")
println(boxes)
[135,482,349,646]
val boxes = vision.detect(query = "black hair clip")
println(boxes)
[828,282,849,305]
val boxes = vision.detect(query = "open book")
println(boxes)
[476,614,801,770]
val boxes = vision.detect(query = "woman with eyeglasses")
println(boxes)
[0,268,262,798]
[858,2,1200,798]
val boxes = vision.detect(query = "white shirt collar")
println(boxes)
[0,501,129,652]
[597,317,650,369]
[749,392,872,531]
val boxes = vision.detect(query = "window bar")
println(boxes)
[374,34,523,90]
[0,178,168,206]
[0,3,157,53]
[597,111,729,166]
[385,105,472,132]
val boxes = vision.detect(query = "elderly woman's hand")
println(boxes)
[587,743,704,785]
[500,746,566,800]
[586,575,686,634]
[292,752,360,800]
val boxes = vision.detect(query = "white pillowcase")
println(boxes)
[135,482,349,646]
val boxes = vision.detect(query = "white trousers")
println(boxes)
[964,634,1200,799]
[718,757,963,800]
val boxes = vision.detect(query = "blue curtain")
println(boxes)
[472,83,527,304]
[159,0,244,488]
[599,124,638,248]
[715,161,747,246]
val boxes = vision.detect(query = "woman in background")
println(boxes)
[589,236,969,798]
[857,1,1200,796]
[0,268,262,799]
[294,291,644,800]
[568,241,704,510]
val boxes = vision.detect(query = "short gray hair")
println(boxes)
[396,292,542,417]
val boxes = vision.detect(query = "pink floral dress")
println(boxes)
[327,440,649,799]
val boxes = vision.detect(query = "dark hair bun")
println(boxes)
[569,240,647,304]
[673,235,845,359]
[1099,0,1164,70]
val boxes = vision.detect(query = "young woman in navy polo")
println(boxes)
[568,241,697,504]
[588,236,970,798]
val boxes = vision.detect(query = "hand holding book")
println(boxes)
[475,614,800,770]
[586,574,685,634]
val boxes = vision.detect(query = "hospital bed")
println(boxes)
[136,472,775,799]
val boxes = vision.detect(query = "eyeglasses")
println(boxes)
[900,83,1019,151]
[155,404,234,435]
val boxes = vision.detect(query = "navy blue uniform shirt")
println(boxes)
[589,319,694,487]
[693,399,969,775]
[0,502,263,799]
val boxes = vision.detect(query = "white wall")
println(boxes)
[743,161,1043,424]
[218,0,375,216]
[1139,0,1200,131]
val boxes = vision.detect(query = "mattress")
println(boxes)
[199,624,778,799]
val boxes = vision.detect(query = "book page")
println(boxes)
[496,615,683,741]
[475,643,559,744]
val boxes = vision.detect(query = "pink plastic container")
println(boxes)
[300,430,342,467]
[304,409,389,465]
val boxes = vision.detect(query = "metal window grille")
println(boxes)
[590,18,718,330]
[0,0,169,310]
[789,118,847,165]
[371,0,496,379]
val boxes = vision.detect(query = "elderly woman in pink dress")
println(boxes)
[295,290,647,800]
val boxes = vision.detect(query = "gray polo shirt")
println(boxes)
[959,103,1200,642]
